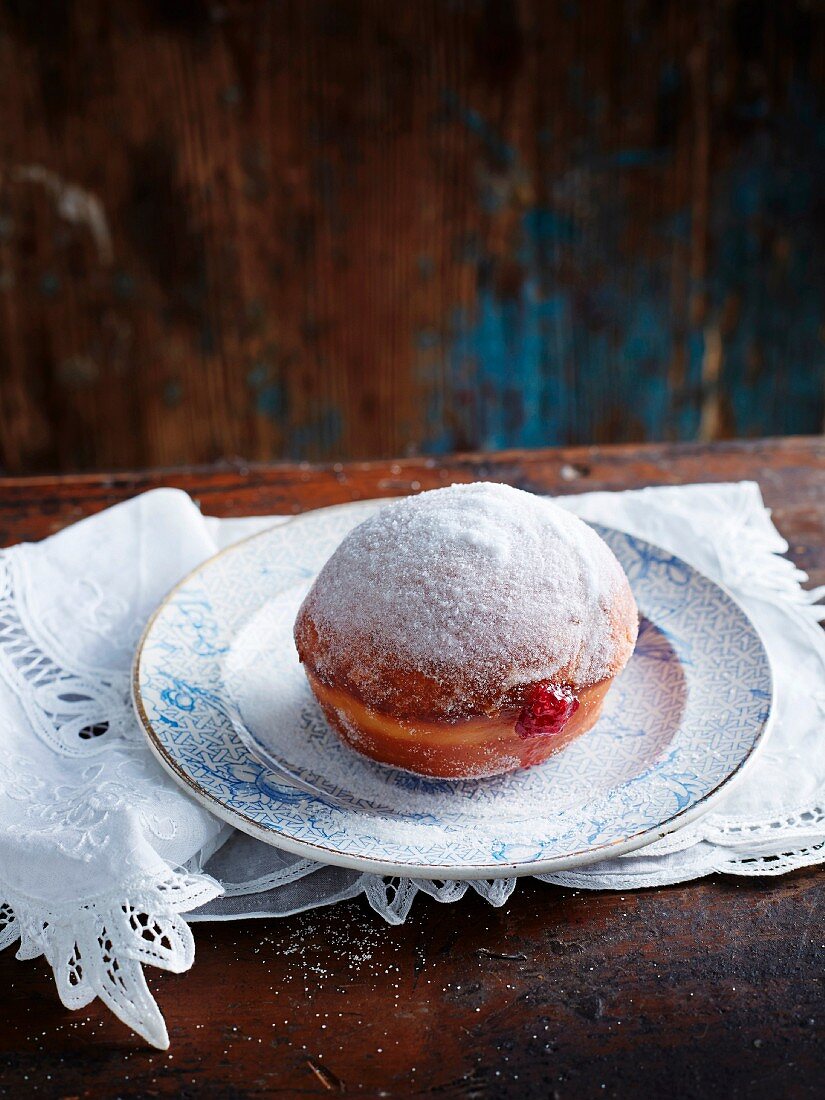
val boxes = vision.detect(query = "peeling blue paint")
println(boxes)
[256,384,286,419]
[413,75,825,456]
[521,209,579,248]
[588,148,670,170]
[441,90,517,168]
[247,361,270,389]
[288,408,342,457]
[247,361,287,421]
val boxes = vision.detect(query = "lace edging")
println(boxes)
[359,875,518,925]
[0,869,223,1049]
[535,838,825,890]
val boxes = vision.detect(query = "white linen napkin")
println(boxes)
[1,484,822,1047]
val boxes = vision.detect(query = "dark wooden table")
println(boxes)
[2,438,823,1099]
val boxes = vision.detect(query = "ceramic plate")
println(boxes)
[133,499,774,879]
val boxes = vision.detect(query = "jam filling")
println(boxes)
[515,682,580,739]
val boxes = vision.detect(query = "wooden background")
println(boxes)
[0,0,823,475]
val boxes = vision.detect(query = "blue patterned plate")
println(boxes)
[133,499,773,879]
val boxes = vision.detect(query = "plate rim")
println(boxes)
[132,497,776,880]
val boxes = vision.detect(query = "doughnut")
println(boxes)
[293,482,638,779]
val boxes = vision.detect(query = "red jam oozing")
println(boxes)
[515,682,580,739]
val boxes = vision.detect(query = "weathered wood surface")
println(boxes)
[2,436,824,585]
[0,438,823,1097]
[0,1,823,474]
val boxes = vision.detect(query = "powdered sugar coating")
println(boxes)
[294,482,638,719]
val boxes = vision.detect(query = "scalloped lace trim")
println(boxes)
[0,547,224,1047]
[642,805,825,857]
[361,875,517,924]
[294,828,825,926]
[0,871,221,1048]
[535,840,825,890]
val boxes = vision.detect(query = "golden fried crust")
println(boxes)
[293,571,638,725]
[305,667,614,779]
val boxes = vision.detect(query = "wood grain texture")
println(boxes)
[0,1,823,474]
[1,435,824,584]
[0,438,823,1097]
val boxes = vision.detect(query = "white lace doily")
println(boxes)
[0,483,823,1048]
